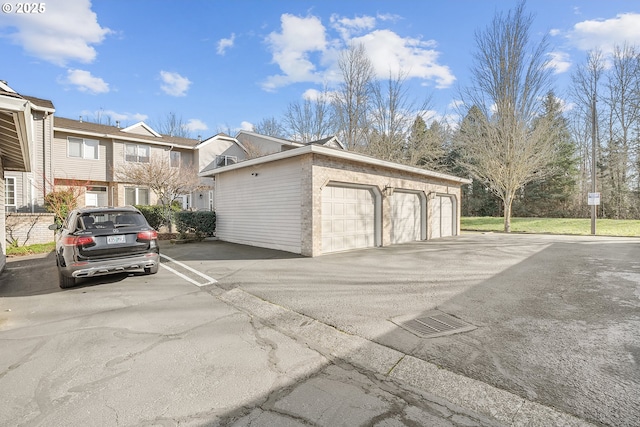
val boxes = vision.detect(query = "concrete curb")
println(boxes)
[218,287,595,427]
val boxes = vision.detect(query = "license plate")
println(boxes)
[107,235,126,244]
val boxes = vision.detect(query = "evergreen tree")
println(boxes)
[512,92,579,217]
[406,116,447,171]
[451,106,501,216]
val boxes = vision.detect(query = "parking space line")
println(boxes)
[159,253,218,287]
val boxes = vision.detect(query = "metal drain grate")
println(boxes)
[393,310,476,338]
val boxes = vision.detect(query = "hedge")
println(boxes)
[135,204,182,230]
[174,211,216,238]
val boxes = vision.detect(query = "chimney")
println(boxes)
[79,116,83,123]
[116,120,120,128]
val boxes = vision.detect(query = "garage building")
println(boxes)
[202,145,471,256]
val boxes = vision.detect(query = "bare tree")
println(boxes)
[283,88,335,143]
[457,1,556,232]
[154,112,191,138]
[603,44,640,218]
[332,43,375,151]
[114,154,203,228]
[253,116,286,138]
[368,70,432,163]
[570,49,605,216]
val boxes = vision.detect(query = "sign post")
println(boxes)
[588,192,600,234]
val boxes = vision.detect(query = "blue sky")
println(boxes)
[1,0,638,138]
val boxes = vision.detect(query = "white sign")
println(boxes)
[588,192,600,206]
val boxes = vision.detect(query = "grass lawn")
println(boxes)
[462,217,640,237]
[6,242,55,257]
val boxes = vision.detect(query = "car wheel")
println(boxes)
[145,265,159,275]
[58,270,76,289]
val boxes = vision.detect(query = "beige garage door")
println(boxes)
[432,195,454,239]
[322,185,375,253]
[390,191,421,244]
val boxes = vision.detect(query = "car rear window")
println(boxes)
[78,212,146,230]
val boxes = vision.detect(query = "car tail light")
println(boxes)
[137,230,158,241]
[63,236,96,247]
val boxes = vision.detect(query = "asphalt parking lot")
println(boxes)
[1,232,638,426]
[158,233,640,426]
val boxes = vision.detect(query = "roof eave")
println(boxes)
[0,96,33,172]
[201,144,472,185]
[53,125,196,149]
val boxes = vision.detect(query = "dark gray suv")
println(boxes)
[50,206,160,288]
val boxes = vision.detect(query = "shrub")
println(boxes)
[174,211,216,239]
[135,205,174,230]
[44,189,78,225]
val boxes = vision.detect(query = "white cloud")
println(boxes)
[80,109,148,124]
[63,69,109,94]
[262,13,455,91]
[186,119,208,132]
[263,14,328,91]
[330,14,376,40]
[547,51,572,74]
[159,71,191,97]
[0,0,110,65]
[353,30,455,89]
[568,13,640,53]
[302,88,321,101]
[217,33,236,55]
[240,121,254,131]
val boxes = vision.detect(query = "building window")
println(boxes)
[208,190,214,211]
[125,187,149,205]
[170,151,181,168]
[125,144,150,163]
[68,137,99,160]
[5,177,16,212]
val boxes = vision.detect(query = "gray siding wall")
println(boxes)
[215,157,302,253]
[236,133,296,157]
[53,132,111,181]
[197,139,246,171]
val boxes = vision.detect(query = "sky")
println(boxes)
[1,0,638,139]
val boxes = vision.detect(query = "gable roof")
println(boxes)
[202,144,472,185]
[307,135,345,149]
[54,117,201,149]
[121,121,162,137]
[196,132,245,150]
[22,95,55,112]
[235,130,303,148]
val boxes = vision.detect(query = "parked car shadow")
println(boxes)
[0,252,136,297]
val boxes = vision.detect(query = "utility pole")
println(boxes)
[591,97,597,235]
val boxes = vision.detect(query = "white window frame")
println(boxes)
[5,177,16,212]
[125,144,150,163]
[170,151,181,168]
[125,187,150,205]
[68,137,99,160]
[208,190,214,211]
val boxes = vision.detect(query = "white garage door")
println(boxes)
[390,191,421,244]
[432,195,454,239]
[322,185,375,253]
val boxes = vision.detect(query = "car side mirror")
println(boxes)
[49,223,61,231]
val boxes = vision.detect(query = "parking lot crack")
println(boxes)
[248,316,285,375]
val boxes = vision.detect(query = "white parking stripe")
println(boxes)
[159,253,218,287]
